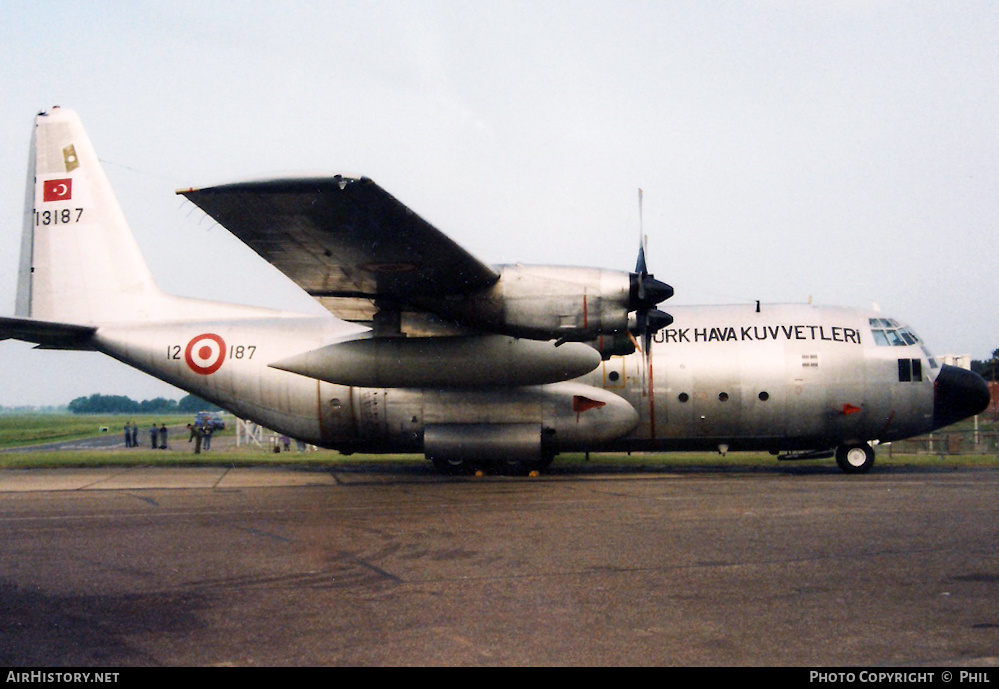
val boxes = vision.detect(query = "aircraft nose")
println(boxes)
[933,364,991,429]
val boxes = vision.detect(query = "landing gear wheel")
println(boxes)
[494,452,556,476]
[490,458,525,476]
[430,456,473,476]
[835,444,875,474]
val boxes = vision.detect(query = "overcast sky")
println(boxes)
[0,1,996,406]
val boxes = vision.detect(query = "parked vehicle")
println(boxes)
[195,411,225,430]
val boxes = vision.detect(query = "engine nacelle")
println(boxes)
[588,332,638,360]
[415,265,636,341]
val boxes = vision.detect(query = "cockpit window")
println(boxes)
[921,346,939,369]
[869,318,939,369]
[869,318,921,348]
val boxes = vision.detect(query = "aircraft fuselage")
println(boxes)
[90,301,980,471]
[588,303,936,454]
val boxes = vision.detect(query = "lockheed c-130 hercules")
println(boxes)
[1,108,989,474]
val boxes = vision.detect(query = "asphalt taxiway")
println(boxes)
[0,464,997,666]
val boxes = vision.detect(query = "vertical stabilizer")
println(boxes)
[19,107,166,325]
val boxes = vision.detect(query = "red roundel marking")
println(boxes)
[185,333,226,375]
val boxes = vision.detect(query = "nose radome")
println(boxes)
[933,364,991,429]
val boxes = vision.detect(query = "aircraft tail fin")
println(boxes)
[17,107,166,325]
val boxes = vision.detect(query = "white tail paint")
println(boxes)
[16,107,320,327]
[18,107,168,324]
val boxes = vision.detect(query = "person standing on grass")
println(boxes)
[123,422,133,448]
[159,423,168,450]
[150,423,158,449]
[130,422,138,448]
[187,424,203,454]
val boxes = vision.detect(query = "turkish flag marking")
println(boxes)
[43,178,72,202]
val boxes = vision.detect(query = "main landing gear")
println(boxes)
[429,453,555,476]
[835,443,876,474]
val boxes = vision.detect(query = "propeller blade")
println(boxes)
[636,240,649,278]
[630,192,672,310]
[635,307,672,357]
[627,330,641,353]
[628,189,673,383]
[637,189,645,267]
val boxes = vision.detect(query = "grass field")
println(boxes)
[0,413,997,471]
[0,413,192,449]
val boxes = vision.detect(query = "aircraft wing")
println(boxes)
[178,177,500,319]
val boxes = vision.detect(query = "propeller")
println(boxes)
[629,190,673,362]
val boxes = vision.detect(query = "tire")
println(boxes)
[494,451,556,476]
[430,455,473,475]
[835,444,875,474]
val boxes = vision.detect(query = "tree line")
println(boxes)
[972,349,999,382]
[67,393,220,415]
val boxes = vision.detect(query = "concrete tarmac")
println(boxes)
[0,463,997,667]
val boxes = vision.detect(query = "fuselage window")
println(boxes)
[678,393,690,403]
[718,392,729,402]
[898,358,923,383]
[759,391,769,401]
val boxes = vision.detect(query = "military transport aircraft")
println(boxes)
[1,108,989,474]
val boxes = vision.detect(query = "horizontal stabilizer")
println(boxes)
[0,316,96,350]
[270,335,601,388]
